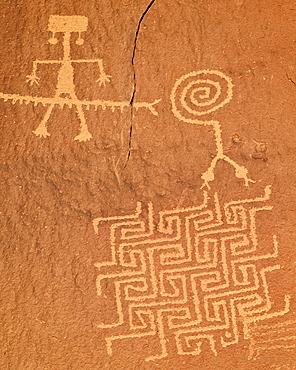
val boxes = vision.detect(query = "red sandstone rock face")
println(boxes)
[1,1,296,369]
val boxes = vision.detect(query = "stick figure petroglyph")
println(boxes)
[28,15,111,141]
[0,15,161,141]
[171,70,255,189]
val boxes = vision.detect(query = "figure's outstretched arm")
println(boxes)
[95,59,111,86]
[71,59,111,86]
[26,60,62,85]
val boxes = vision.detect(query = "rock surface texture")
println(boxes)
[1,1,296,369]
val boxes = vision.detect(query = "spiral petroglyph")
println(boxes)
[170,70,254,189]
[171,70,233,124]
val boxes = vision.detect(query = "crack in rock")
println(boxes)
[286,73,296,85]
[123,0,156,170]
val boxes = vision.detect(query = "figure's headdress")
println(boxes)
[47,15,88,45]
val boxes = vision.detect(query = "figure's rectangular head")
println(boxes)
[48,15,88,33]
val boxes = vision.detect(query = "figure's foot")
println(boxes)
[74,130,93,142]
[33,126,50,138]
[200,168,215,190]
[224,155,255,186]
[234,165,256,186]
[200,155,255,189]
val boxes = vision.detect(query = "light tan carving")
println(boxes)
[171,70,255,189]
[93,186,290,361]
[247,318,296,360]
[0,15,161,141]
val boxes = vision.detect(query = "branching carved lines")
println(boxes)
[170,70,255,189]
[93,186,290,361]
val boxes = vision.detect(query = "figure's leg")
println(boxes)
[201,156,219,190]
[33,103,55,138]
[223,155,255,186]
[73,103,92,141]
[200,121,222,189]
[200,121,255,188]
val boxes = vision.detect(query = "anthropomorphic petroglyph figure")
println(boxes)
[0,15,161,141]
[171,70,255,189]
[27,15,111,141]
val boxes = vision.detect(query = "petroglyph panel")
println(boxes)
[2,1,296,369]
[93,186,290,361]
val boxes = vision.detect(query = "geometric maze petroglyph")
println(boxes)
[93,186,290,361]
